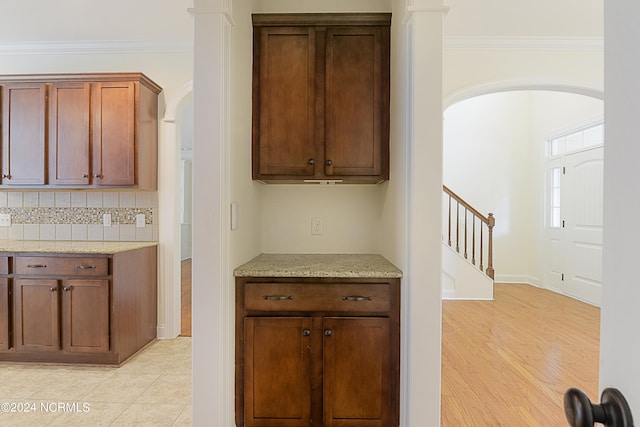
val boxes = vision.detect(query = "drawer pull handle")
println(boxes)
[342,295,372,302]
[27,264,47,268]
[75,265,97,270]
[262,295,293,301]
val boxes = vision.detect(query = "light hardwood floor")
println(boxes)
[181,258,191,337]
[442,283,600,426]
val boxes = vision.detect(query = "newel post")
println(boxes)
[486,213,495,279]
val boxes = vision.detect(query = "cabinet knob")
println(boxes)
[303,329,311,336]
[83,174,89,178]
[324,329,332,336]
[63,286,73,292]
[308,159,315,165]
[50,287,57,292]
[326,160,333,166]
[94,174,103,179]
[2,174,11,179]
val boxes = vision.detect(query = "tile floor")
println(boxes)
[0,337,192,426]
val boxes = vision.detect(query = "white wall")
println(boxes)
[444,92,536,281]
[443,91,603,287]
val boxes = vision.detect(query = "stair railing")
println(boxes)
[443,185,495,279]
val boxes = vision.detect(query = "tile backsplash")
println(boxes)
[0,191,158,242]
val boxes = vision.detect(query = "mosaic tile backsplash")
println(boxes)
[0,191,158,242]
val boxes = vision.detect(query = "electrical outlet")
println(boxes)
[0,213,11,227]
[103,213,111,227]
[136,213,146,228]
[311,217,323,235]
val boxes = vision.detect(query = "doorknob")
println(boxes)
[564,387,634,427]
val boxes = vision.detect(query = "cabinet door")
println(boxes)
[0,278,9,351]
[1,83,47,185]
[92,81,136,186]
[49,82,91,185]
[324,26,389,179]
[244,317,312,427]
[62,279,109,353]
[323,317,390,427]
[14,278,60,352]
[253,27,316,179]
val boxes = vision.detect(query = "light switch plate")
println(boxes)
[0,213,11,227]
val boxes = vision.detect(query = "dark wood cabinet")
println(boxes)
[14,278,61,352]
[236,277,400,427]
[0,277,11,351]
[0,73,161,189]
[0,83,47,185]
[252,14,391,183]
[48,81,91,185]
[0,246,157,365]
[244,317,313,426]
[62,278,109,353]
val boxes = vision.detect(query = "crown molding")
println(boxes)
[0,40,193,55]
[444,36,603,51]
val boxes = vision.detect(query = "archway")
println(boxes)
[158,81,193,339]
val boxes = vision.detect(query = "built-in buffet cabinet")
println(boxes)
[252,14,391,183]
[234,254,402,427]
[0,242,157,365]
[0,73,161,189]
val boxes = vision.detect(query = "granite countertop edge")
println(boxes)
[234,253,403,279]
[0,240,158,254]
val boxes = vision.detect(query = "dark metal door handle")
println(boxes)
[564,387,634,427]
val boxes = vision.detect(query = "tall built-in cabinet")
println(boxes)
[0,73,161,189]
[252,14,391,183]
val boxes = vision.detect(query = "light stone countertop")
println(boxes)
[234,253,403,278]
[0,240,158,254]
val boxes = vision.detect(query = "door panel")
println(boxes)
[0,278,9,350]
[325,27,386,177]
[14,278,60,352]
[49,82,91,185]
[255,27,316,177]
[565,148,604,304]
[92,82,135,186]
[244,317,312,427]
[62,279,109,353]
[1,83,46,185]
[323,317,390,427]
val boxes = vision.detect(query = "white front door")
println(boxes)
[545,146,603,305]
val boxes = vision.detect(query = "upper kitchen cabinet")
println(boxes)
[0,73,162,190]
[252,13,391,183]
[0,83,47,185]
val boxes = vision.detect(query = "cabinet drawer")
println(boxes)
[16,256,109,276]
[245,282,390,313]
[0,256,9,275]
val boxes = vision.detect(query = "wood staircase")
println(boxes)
[442,185,495,299]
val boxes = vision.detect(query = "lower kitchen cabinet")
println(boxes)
[236,276,400,427]
[14,278,61,352]
[14,278,109,353]
[0,245,157,365]
[0,277,10,351]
